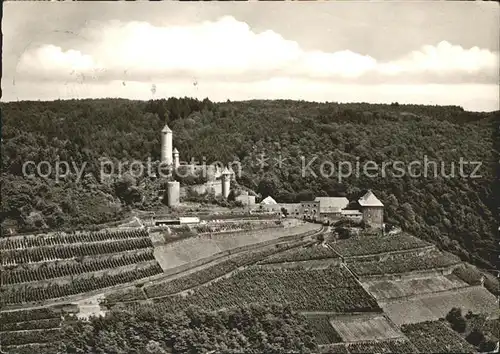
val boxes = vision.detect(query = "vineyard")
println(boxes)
[111,241,310,302]
[104,286,148,303]
[348,251,461,277]
[143,266,380,313]
[259,243,339,264]
[192,220,282,234]
[304,315,342,345]
[0,307,61,323]
[1,237,153,265]
[1,262,163,304]
[330,314,404,342]
[0,328,61,346]
[1,317,61,331]
[362,275,469,301]
[0,307,64,353]
[0,343,60,354]
[401,320,478,353]
[320,339,419,354]
[0,229,149,250]
[330,233,431,258]
[1,250,156,285]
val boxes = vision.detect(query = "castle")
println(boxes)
[161,124,233,207]
[256,191,384,230]
[161,124,384,230]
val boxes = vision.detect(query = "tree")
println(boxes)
[466,329,485,347]
[445,308,466,333]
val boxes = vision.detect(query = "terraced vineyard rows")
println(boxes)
[1,318,62,331]
[320,339,419,354]
[1,343,60,354]
[1,250,156,285]
[140,266,380,313]
[110,241,312,302]
[0,308,61,323]
[0,229,149,250]
[193,220,282,234]
[330,233,431,258]
[349,251,461,276]
[0,308,64,352]
[401,320,477,353]
[1,262,163,304]
[104,286,148,303]
[305,315,342,344]
[1,237,153,265]
[0,328,61,346]
[260,244,338,264]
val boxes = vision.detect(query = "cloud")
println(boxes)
[15,16,498,85]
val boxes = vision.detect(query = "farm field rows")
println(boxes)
[401,320,477,353]
[319,339,419,354]
[0,307,68,353]
[1,262,163,305]
[1,250,156,285]
[330,233,431,258]
[106,240,312,303]
[348,250,461,277]
[382,287,498,326]
[361,274,469,301]
[138,266,380,313]
[259,243,339,264]
[1,342,60,354]
[304,315,342,345]
[153,223,321,270]
[193,220,282,234]
[0,229,149,250]
[1,237,153,264]
[329,314,404,342]
[0,228,168,307]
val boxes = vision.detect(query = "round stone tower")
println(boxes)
[173,148,180,169]
[166,181,180,207]
[221,167,231,199]
[161,124,173,165]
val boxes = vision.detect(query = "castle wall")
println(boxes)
[166,181,180,207]
[180,180,223,198]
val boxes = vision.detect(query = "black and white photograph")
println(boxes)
[1,1,499,353]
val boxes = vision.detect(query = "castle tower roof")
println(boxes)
[162,124,172,133]
[221,167,231,175]
[173,148,179,154]
[358,190,384,207]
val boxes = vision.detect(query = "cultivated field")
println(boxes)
[0,307,70,353]
[329,314,405,342]
[0,229,163,306]
[304,315,343,345]
[106,240,310,302]
[259,243,339,264]
[361,274,470,301]
[401,320,477,353]
[319,339,418,354]
[330,233,431,258]
[382,286,499,326]
[348,250,461,277]
[120,265,380,314]
[153,223,321,270]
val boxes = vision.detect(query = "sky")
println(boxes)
[2,1,499,112]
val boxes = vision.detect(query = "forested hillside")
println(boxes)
[1,98,498,268]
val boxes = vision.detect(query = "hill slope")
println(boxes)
[1,98,498,269]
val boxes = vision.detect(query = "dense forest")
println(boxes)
[1,98,499,269]
[48,304,317,353]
